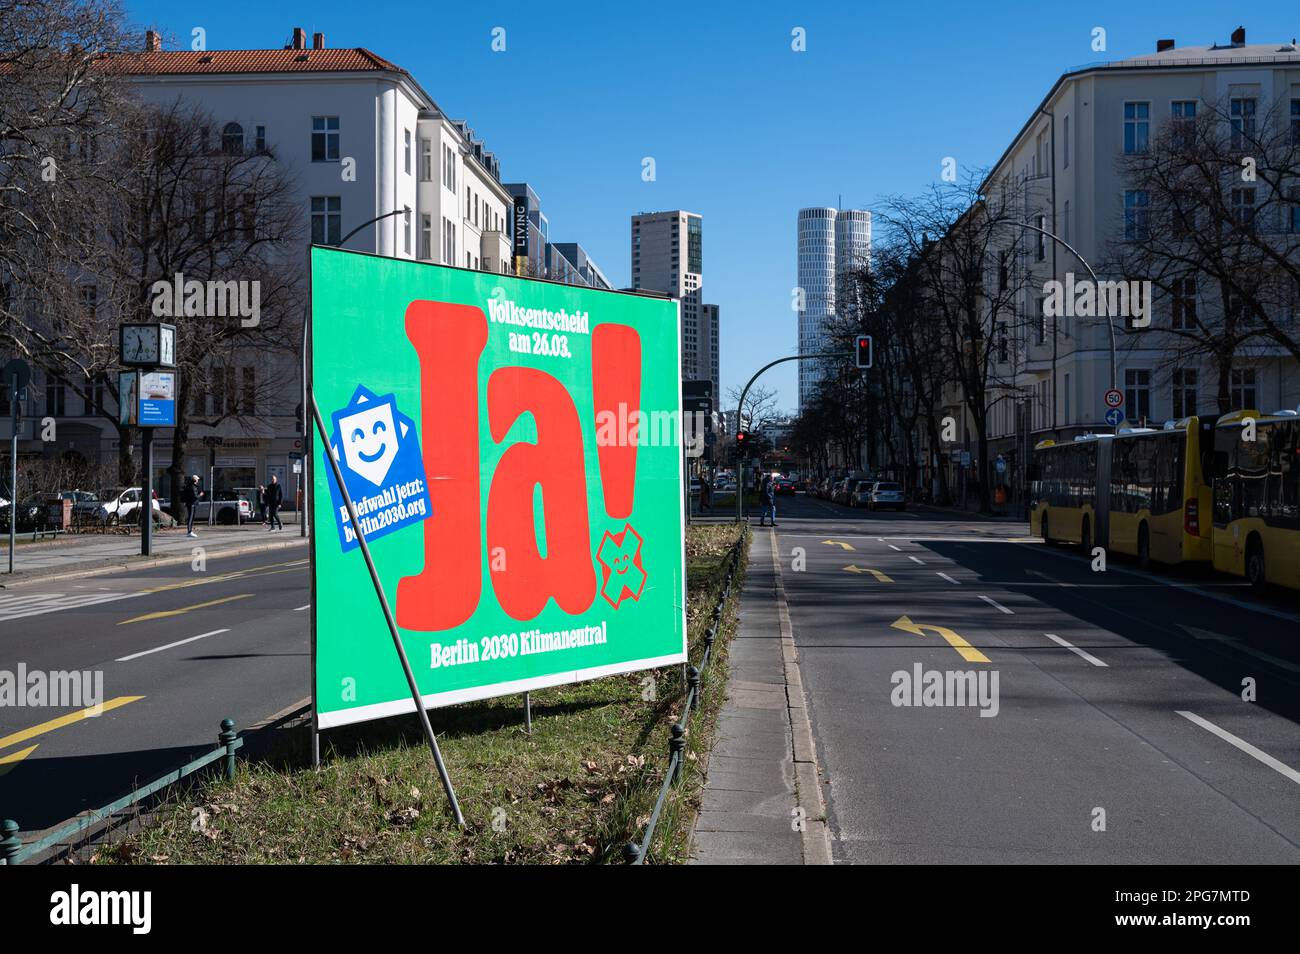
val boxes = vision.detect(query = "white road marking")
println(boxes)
[979,595,1014,614]
[0,591,137,622]
[937,572,961,585]
[887,544,901,552]
[909,556,925,565]
[1176,711,1300,786]
[117,628,230,662]
[294,604,310,611]
[1045,633,1108,667]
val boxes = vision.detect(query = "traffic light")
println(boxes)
[854,335,873,369]
[736,430,750,447]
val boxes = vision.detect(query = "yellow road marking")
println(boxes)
[822,540,855,551]
[0,696,143,751]
[118,593,252,625]
[139,559,307,595]
[843,564,894,583]
[0,744,38,775]
[892,615,990,664]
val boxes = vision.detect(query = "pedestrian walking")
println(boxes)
[265,474,284,531]
[699,474,711,513]
[758,473,778,527]
[182,475,203,537]
[256,484,267,524]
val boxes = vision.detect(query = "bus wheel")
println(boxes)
[1245,537,1267,590]
[1137,524,1151,570]
[1081,517,1092,555]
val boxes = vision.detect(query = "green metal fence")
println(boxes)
[624,534,746,864]
[0,718,243,865]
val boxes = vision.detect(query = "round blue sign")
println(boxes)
[1104,407,1125,426]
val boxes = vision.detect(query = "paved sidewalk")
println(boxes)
[691,529,829,865]
[1,520,306,584]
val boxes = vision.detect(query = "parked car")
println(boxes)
[868,481,906,512]
[831,479,853,505]
[776,477,796,496]
[96,487,167,526]
[191,492,254,525]
[849,479,876,507]
[0,494,47,531]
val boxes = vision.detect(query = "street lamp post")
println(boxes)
[733,351,850,523]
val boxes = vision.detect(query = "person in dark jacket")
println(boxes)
[759,474,778,527]
[182,475,203,537]
[265,474,284,530]
[256,484,267,524]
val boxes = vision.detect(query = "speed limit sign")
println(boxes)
[1104,388,1124,409]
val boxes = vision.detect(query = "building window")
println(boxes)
[221,122,243,155]
[1035,296,1046,344]
[1231,187,1257,230]
[1123,102,1149,154]
[1035,214,1046,261]
[254,125,266,152]
[403,206,411,255]
[84,374,105,417]
[78,284,97,319]
[241,367,255,415]
[404,130,411,174]
[1171,275,1197,330]
[1229,97,1256,149]
[1171,100,1196,147]
[1172,369,1197,418]
[442,144,456,193]
[1062,200,1070,244]
[1062,114,1069,169]
[1125,369,1151,423]
[311,116,339,162]
[1292,99,1300,145]
[1231,368,1257,409]
[1289,186,1300,233]
[997,322,1008,362]
[310,196,341,245]
[1064,372,1071,424]
[1124,190,1150,241]
[419,213,432,259]
[420,138,432,181]
[442,217,455,265]
[45,375,66,417]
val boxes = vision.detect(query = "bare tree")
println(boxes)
[1111,94,1300,412]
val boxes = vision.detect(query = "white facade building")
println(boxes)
[796,206,871,410]
[974,27,1300,473]
[22,27,518,498]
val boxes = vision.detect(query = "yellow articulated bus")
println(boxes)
[1210,409,1300,591]
[1106,418,1214,568]
[1030,433,1111,553]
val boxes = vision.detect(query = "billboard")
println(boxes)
[117,370,176,427]
[309,247,686,729]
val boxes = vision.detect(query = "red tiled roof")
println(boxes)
[102,48,403,76]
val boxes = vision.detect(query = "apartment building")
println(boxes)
[630,210,720,395]
[953,27,1300,494]
[13,27,525,496]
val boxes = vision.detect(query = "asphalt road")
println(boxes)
[772,492,1300,863]
[0,545,309,835]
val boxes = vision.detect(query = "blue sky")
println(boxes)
[125,0,1297,410]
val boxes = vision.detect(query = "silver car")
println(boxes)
[868,481,906,512]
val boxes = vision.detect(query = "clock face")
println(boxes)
[122,325,159,365]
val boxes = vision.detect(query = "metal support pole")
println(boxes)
[0,819,20,865]
[8,374,17,574]
[310,396,465,829]
[141,427,153,556]
[523,692,532,735]
[219,718,238,781]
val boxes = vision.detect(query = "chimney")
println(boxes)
[1231,25,1245,46]
[312,32,325,50]
[1156,38,1175,52]
[144,29,161,52]
[292,27,306,50]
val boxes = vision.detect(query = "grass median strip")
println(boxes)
[94,524,749,865]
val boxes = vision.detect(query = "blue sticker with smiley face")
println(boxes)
[324,385,432,552]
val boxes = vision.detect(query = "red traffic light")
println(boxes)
[854,335,873,369]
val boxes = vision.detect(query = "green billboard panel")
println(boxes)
[309,247,686,729]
